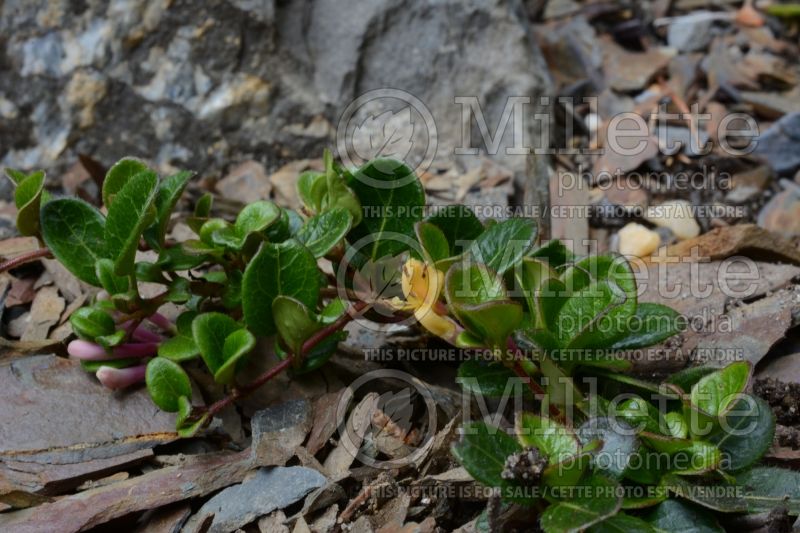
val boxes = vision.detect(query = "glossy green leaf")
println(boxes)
[588,513,656,533]
[145,357,192,412]
[424,205,484,256]
[664,412,689,439]
[735,467,800,514]
[456,360,529,398]
[529,239,574,268]
[690,362,752,417]
[104,170,159,275]
[242,240,321,337]
[95,258,129,294]
[102,157,149,208]
[347,158,424,260]
[158,311,199,362]
[660,474,746,513]
[515,412,580,463]
[540,474,622,533]
[640,433,721,475]
[644,499,723,533]
[14,171,46,236]
[295,207,353,258]
[272,296,321,355]
[515,258,557,323]
[192,312,238,374]
[577,417,638,478]
[297,170,326,212]
[451,421,521,489]
[666,366,716,393]
[235,200,280,236]
[616,396,663,434]
[708,396,774,472]
[4,168,28,185]
[41,198,108,286]
[176,395,209,438]
[414,221,450,263]
[143,170,193,249]
[69,306,116,340]
[609,303,682,351]
[467,218,537,275]
[215,328,256,384]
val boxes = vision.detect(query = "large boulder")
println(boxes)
[0,0,551,198]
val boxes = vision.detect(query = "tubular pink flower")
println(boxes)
[68,340,159,361]
[147,312,173,331]
[67,339,108,360]
[131,327,161,343]
[95,365,147,390]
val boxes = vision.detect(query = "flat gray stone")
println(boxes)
[753,112,800,175]
[189,467,327,533]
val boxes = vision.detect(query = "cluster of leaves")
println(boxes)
[4,151,796,531]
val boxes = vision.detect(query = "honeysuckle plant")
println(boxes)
[3,151,798,532]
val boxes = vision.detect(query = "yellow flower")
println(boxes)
[397,258,461,343]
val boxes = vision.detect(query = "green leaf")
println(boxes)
[644,500,723,533]
[69,306,116,340]
[347,158,425,260]
[609,303,681,351]
[102,157,149,208]
[445,263,522,349]
[297,170,326,212]
[457,360,529,399]
[242,240,321,337]
[577,417,638,478]
[515,412,580,463]
[588,513,657,533]
[530,239,575,268]
[192,312,237,373]
[41,198,108,286]
[158,311,199,362]
[660,474,746,513]
[176,395,209,437]
[424,205,484,255]
[515,258,557,324]
[616,396,663,434]
[295,207,353,258]
[666,366,716,393]
[4,168,28,185]
[451,421,521,489]
[467,218,537,275]
[736,467,800,514]
[104,170,159,275]
[272,296,321,355]
[215,328,257,384]
[414,221,450,263]
[235,200,280,236]
[95,258,130,294]
[322,150,362,226]
[640,433,721,475]
[145,358,192,412]
[540,474,622,533]
[690,362,752,417]
[664,412,689,439]
[709,396,774,472]
[14,171,46,236]
[143,170,193,249]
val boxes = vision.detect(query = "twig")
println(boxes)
[0,248,52,273]
[204,300,370,419]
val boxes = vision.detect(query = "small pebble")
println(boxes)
[645,200,700,240]
[618,223,661,257]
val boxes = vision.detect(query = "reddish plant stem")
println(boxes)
[204,300,370,419]
[507,337,562,420]
[0,248,52,273]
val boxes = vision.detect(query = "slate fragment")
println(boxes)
[753,112,800,175]
[184,466,326,533]
[252,398,312,466]
[0,450,254,532]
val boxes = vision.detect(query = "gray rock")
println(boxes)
[667,12,714,52]
[188,467,327,533]
[0,0,551,200]
[752,112,800,175]
[251,399,312,466]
